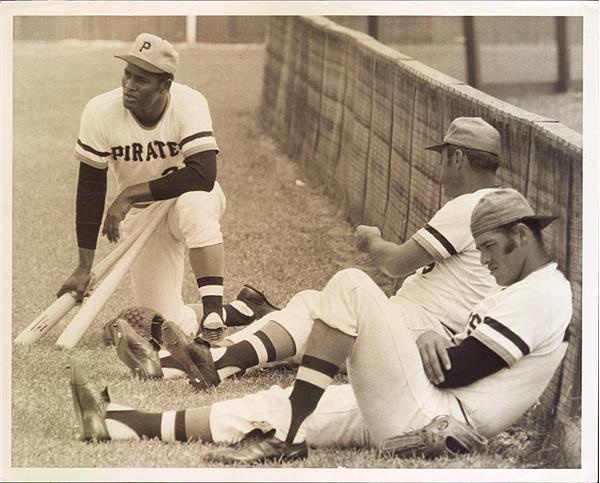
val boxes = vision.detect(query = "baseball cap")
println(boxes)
[470,188,557,238]
[426,117,501,156]
[115,33,179,76]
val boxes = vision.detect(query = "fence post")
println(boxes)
[463,16,480,88]
[556,17,571,92]
[186,16,196,44]
[368,16,379,40]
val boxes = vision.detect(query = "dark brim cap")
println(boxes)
[114,54,167,74]
[470,188,558,238]
[425,117,501,156]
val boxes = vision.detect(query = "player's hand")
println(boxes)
[56,266,91,303]
[102,193,133,243]
[354,225,381,252]
[417,330,453,385]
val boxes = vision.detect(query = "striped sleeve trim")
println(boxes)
[471,316,530,366]
[180,131,214,148]
[413,224,457,260]
[75,152,108,169]
[77,139,110,158]
[424,225,457,255]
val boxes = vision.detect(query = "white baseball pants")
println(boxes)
[121,182,226,335]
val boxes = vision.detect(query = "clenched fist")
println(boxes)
[354,225,382,252]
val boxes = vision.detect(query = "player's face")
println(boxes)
[475,228,525,286]
[121,64,166,114]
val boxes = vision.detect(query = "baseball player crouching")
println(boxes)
[57,33,230,342]
[109,117,505,387]
[68,188,572,464]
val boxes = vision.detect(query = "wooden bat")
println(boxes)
[14,202,162,346]
[55,199,176,350]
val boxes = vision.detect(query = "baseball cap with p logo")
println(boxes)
[425,117,501,156]
[115,33,179,76]
[470,188,557,238]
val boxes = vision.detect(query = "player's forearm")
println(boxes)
[77,247,96,270]
[148,150,217,200]
[367,237,432,278]
[366,237,406,277]
[76,162,107,249]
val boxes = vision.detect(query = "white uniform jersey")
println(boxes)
[74,82,219,193]
[391,188,498,335]
[450,262,572,436]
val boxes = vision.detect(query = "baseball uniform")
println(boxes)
[206,261,570,447]
[226,188,498,354]
[75,82,225,334]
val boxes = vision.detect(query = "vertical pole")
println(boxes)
[186,16,196,44]
[463,16,480,88]
[368,16,379,40]
[556,17,570,92]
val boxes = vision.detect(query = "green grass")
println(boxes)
[10,41,577,475]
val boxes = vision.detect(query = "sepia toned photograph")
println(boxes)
[1,2,597,482]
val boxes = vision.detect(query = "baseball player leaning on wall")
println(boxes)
[107,117,505,387]
[69,189,572,463]
[56,33,262,344]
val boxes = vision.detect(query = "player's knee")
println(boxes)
[329,267,370,290]
[170,192,223,246]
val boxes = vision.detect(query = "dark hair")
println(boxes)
[497,218,544,242]
[447,145,500,173]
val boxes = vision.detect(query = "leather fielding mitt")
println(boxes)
[379,415,487,459]
[102,306,165,349]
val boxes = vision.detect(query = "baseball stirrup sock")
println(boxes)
[285,355,338,443]
[212,324,295,380]
[105,406,212,442]
[197,276,224,323]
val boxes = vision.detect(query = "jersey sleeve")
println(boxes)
[411,196,473,261]
[74,102,112,169]
[178,90,220,158]
[469,287,548,367]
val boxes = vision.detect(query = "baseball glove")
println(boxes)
[102,306,165,349]
[379,415,487,459]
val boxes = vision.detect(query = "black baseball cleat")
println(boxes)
[161,321,220,391]
[200,312,226,344]
[69,359,110,442]
[204,433,308,464]
[236,284,280,320]
[111,319,164,380]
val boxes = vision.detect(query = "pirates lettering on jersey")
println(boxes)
[110,140,180,161]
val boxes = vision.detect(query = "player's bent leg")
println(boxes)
[169,187,227,343]
[313,268,466,445]
[122,208,191,332]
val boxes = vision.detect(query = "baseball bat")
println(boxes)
[55,198,176,350]
[14,203,162,346]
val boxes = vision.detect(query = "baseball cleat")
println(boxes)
[237,284,280,320]
[204,433,308,464]
[200,312,226,344]
[161,321,220,391]
[112,319,164,380]
[69,359,110,442]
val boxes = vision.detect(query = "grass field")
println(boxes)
[9,41,582,477]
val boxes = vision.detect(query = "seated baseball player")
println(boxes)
[56,33,230,343]
[69,189,572,464]
[108,117,503,387]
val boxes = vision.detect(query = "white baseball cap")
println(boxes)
[426,117,501,156]
[115,33,179,76]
